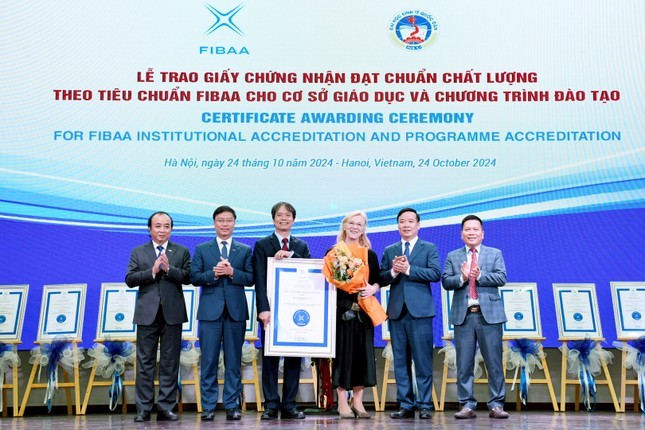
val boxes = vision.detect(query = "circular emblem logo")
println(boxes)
[389,10,440,51]
[513,312,524,321]
[56,314,67,323]
[632,311,642,321]
[0,315,6,324]
[115,313,125,322]
[293,310,311,327]
[573,313,583,321]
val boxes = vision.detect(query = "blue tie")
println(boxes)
[221,241,228,259]
[156,245,164,257]
[404,241,410,259]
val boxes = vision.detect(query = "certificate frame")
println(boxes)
[500,282,542,338]
[244,286,258,340]
[440,286,455,339]
[96,282,138,340]
[610,281,645,339]
[182,285,199,339]
[0,284,29,341]
[553,283,602,340]
[37,283,87,342]
[379,286,391,341]
[265,258,336,358]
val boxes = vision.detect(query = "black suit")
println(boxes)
[253,233,311,411]
[125,240,190,412]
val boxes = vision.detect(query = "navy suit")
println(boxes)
[125,241,190,412]
[442,245,507,410]
[253,233,311,411]
[191,238,253,410]
[380,239,441,411]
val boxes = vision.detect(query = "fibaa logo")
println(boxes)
[205,3,244,36]
[388,10,440,51]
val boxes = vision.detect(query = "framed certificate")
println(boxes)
[265,258,336,358]
[244,286,258,340]
[553,283,602,339]
[37,284,87,342]
[182,285,199,339]
[379,286,391,341]
[610,281,645,339]
[500,282,542,338]
[0,284,29,341]
[96,282,138,340]
[440,287,455,339]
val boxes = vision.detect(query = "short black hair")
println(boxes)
[213,205,237,220]
[461,214,483,229]
[397,207,419,222]
[148,211,173,228]
[271,201,296,220]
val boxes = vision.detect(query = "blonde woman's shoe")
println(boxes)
[338,404,357,419]
[350,405,371,419]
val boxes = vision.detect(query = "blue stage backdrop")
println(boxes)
[1,1,643,348]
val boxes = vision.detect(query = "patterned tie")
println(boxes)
[156,245,164,257]
[404,241,410,259]
[469,248,478,299]
[221,241,228,259]
[282,238,289,251]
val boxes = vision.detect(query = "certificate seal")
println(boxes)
[293,310,310,327]
[573,313,583,321]
[513,312,524,321]
[632,311,642,321]
[115,312,125,322]
[0,315,6,324]
[56,314,67,323]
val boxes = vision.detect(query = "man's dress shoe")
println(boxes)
[226,408,242,420]
[156,409,178,421]
[260,408,279,420]
[201,409,215,421]
[390,408,415,419]
[134,410,151,422]
[281,407,306,419]
[454,406,476,419]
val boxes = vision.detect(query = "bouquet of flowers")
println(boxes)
[323,241,387,326]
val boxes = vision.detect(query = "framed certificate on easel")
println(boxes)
[182,285,199,339]
[500,282,542,338]
[265,258,336,358]
[38,284,87,342]
[610,281,645,339]
[0,284,29,341]
[96,282,138,340]
[553,283,602,339]
[440,287,455,339]
[244,286,258,340]
[379,286,391,341]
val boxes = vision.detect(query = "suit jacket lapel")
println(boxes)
[165,242,178,266]
[407,241,422,263]
[227,239,240,265]
[146,242,158,266]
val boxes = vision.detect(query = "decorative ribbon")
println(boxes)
[438,341,485,379]
[29,338,85,412]
[0,342,21,411]
[278,356,312,374]
[504,339,544,405]
[560,339,613,411]
[240,341,257,366]
[613,336,645,413]
[83,340,135,411]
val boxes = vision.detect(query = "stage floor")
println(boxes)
[1,411,643,429]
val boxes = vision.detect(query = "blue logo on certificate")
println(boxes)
[115,313,125,322]
[0,315,5,324]
[293,310,310,327]
[56,314,67,323]
[573,313,583,321]
[632,311,642,320]
[514,312,524,321]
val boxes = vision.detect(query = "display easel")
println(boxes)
[234,338,262,411]
[381,341,438,411]
[617,339,641,413]
[0,341,20,417]
[504,338,559,411]
[558,338,620,412]
[18,341,83,416]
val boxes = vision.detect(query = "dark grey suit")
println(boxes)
[125,240,190,412]
[442,245,507,410]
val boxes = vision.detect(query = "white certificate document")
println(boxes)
[500,283,541,337]
[440,287,455,339]
[97,283,138,339]
[611,282,645,338]
[265,258,336,357]
[182,285,199,338]
[0,285,29,340]
[244,286,258,340]
[553,283,602,339]
[39,284,86,341]
[379,286,391,341]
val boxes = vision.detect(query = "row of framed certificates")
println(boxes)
[1,259,643,358]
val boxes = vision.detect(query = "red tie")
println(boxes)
[469,248,478,299]
[282,238,289,251]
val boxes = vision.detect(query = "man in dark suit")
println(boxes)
[253,202,310,420]
[191,205,253,421]
[442,214,509,419]
[125,211,190,422]
[380,207,441,420]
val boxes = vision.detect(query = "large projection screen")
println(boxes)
[1,1,643,348]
